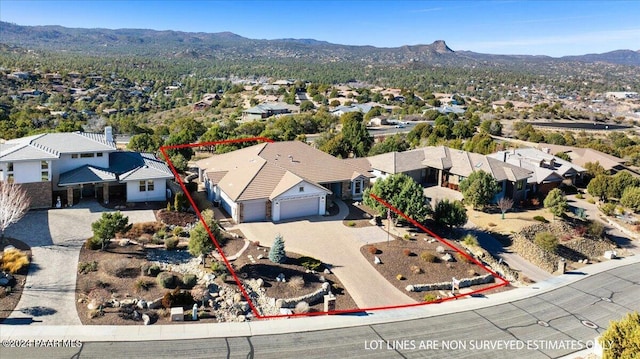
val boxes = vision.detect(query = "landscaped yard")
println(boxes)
[0,238,30,322]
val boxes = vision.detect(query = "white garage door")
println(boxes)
[242,201,267,222]
[280,197,319,220]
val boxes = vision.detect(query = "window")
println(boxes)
[71,154,78,159]
[354,180,362,194]
[41,171,48,181]
[80,153,95,158]
[147,180,154,191]
[140,180,154,192]
[7,162,13,172]
[41,161,48,170]
[96,152,103,157]
[299,186,304,192]
[517,180,523,190]
[139,180,147,192]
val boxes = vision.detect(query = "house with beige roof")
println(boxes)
[539,144,640,177]
[0,128,174,208]
[363,146,532,203]
[195,141,372,223]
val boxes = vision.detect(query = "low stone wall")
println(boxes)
[405,274,494,292]
[562,237,616,261]
[459,242,520,283]
[510,233,560,273]
[275,282,331,309]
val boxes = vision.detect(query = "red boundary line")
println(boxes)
[160,137,509,320]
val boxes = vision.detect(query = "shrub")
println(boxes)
[530,198,541,207]
[172,226,184,237]
[533,215,549,223]
[155,228,167,240]
[461,234,479,247]
[147,264,161,277]
[157,272,177,289]
[403,233,410,240]
[162,288,195,309]
[122,222,164,239]
[600,202,616,216]
[367,246,379,255]
[347,221,356,227]
[103,258,134,278]
[299,256,323,271]
[420,251,438,263]
[174,192,189,212]
[575,193,584,199]
[288,276,305,290]
[294,301,310,314]
[181,274,197,289]
[85,237,101,250]
[268,234,286,263]
[164,236,179,250]
[535,232,558,253]
[410,265,423,274]
[210,261,226,274]
[599,311,640,359]
[78,261,98,274]
[403,249,412,257]
[560,234,572,242]
[574,225,587,237]
[0,249,30,274]
[396,274,405,280]
[166,202,172,212]
[134,278,153,292]
[157,308,171,318]
[423,293,438,302]
[587,220,605,238]
[587,198,596,204]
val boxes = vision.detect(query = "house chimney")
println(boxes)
[105,126,113,143]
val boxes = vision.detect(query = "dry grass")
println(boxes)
[467,206,551,233]
[288,276,305,291]
[1,249,30,274]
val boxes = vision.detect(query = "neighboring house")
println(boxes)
[488,148,586,194]
[0,128,173,208]
[365,146,532,203]
[242,102,294,121]
[331,104,373,117]
[193,93,221,111]
[539,144,640,177]
[195,141,372,223]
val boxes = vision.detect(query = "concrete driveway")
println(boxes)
[234,200,416,310]
[4,201,156,325]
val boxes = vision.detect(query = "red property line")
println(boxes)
[160,137,508,319]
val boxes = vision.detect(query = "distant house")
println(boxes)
[364,146,532,203]
[0,128,174,208]
[242,102,294,121]
[488,148,586,195]
[331,104,373,117]
[195,141,372,223]
[193,93,221,111]
[538,144,640,177]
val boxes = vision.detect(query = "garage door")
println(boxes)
[280,197,319,220]
[242,201,267,222]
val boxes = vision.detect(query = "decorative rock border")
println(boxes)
[405,274,494,292]
[275,282,331,309]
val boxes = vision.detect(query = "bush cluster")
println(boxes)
[1,249,30,274]
[461,234,479,247]
[141,263,161,277]
[164,236,179,250]
[103,259,134,278]
[78,261,98,274]
[534,231,558,253]
[288,276,305,290]
[299,256,323,271]
[533,215,549,223]
[162,288,195,309]
[420,251,438,263]
[181,274,197,289]
[157,272,177,289]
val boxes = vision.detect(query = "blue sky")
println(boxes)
[1,1,639,57]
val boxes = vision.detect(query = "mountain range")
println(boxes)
[1,21,639,67]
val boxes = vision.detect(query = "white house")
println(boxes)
[195,141,372,223]
[0,128,174,208]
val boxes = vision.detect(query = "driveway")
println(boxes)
[234,200,416,309]
[4,201,156,325]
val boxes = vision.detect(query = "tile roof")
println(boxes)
[58,165,118,186]
[536,144,624,170]
[196,141,368,201]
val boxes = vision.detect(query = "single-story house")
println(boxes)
[488,148,586,193]
[364,146,532,203]
[539,144,640,177]
[242,102,294,121]
[0,128,174,208]
[195,141,372,223]
[331,104,373,117]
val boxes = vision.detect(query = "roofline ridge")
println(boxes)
[234,159,269,201]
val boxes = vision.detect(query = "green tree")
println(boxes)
[188,209,220,257]
[432,199,468,228]
[368,134,409,156]
[299,100,315,112]
[459,171,500,210]
[363,173,431,223]
[127,133,163,153]
[621,187,640,212]
[340,112,372,157]
[554,152,572,162]
[269,234,286,263]
[584,161,607,178]
[588,174,610,201]
[609,171,640,200]
[544,188,568,219]
[599,311,640,359]
[91,212,132,250]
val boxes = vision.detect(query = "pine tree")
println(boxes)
[269,234,286,264]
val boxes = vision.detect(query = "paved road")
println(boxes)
[234,200,416,309]
[4,259,638,358]
[4,201,156,325]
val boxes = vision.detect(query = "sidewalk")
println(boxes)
[3,254,638,342]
